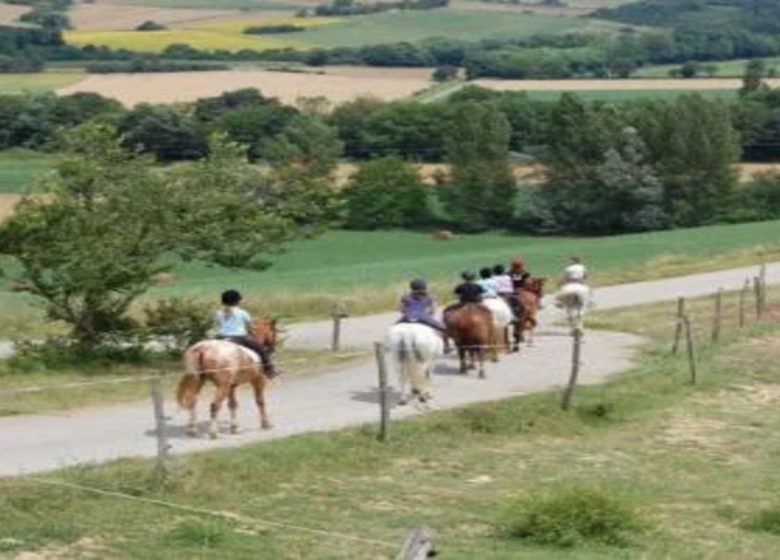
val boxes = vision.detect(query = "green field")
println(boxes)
[278,10,610,48]
[3,288,780,558]
[0,151,53,193]
[0,72,84,95]
[636,57,780,78]
[521,88,738,102]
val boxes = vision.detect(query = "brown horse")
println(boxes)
[515,277,545,347]
[444,303,495,378]
[176,319,279,439]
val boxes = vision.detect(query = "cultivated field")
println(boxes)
[55,69,431,106]
[476,77,780,92]
[0,150,53,194]
[0,72,85,94]
[636,57,780,79]
[69,2,242,30]
[65,15,340,51]
[0,2,28,24]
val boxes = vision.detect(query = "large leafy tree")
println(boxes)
[440,101,516,231]
[0,124,339,346]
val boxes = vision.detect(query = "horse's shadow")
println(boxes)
[145,421,237,441]
[350,386,403,405]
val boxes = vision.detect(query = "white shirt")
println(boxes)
[564,263,587,282]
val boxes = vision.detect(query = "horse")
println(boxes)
[176,318,279,439]
[515,277,545,347]
[386,322,444,406]
[556,282,590,333]
[482,297,514,358]
[444,303,495,378]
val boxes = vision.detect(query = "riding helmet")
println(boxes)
[493,264,505,275]
[479,267,493,279]
[221,289,242,306]
[410,278,427,291]
[461,271,476,281]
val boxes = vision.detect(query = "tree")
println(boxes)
[213,103,298,161]
[0,124,338,348]
[741,58,768,95]
[432,65,458,82]
[344,157,430,229]
[262,115,344,175]
[440,102,516,231]
[119,104,207,161]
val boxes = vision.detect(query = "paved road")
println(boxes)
[0,263,776,477]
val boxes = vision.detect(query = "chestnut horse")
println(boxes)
[444,303,495,378]
[176,319,279,439]
[516,277,545,346]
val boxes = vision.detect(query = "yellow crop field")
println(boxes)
[65,16,342,53]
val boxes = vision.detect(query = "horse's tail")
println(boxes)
[178,346,206,409]
[392,329,430,395]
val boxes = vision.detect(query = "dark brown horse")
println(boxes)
[177,319,279,439]
[515,277,545,347]
[444,303,495,378]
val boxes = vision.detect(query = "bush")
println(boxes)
[136,20,167,31]
[143,297,213,356]
[503,486,641,548]
[244,24,304,35]
[743,504,780,535]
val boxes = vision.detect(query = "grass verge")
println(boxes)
[2,289,780,557]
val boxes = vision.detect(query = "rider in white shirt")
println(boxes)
[562,256,587,285]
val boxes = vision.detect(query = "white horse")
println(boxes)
[556,283,590,333]
[482,297,515,357]
[386,323,444,406]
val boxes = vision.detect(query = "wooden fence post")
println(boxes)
[374,342,390,442]
[672,297,686,355]
[561,328,583,411]
[754,276,763,319]
[397,527,436,560]
[683,315,698,385]
[739,278,749,328]
[711,288,723,343]
[331,302,348,352]
[149,376,170,480]
[760,263,768,312]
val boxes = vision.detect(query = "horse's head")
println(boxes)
[525,277,546,297]
[252,318,281,353]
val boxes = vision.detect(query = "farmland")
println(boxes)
[0,151,53,194]
[0,72,85,94]
[3,289,780,557]
[636,57,780,79]
[69,3,243,31]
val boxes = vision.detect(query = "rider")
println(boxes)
[509,257,531,290]
[214,290,280,379]
[493,264,514,298]
[561,255,587,286]
[398,278,446,334]
[477,267,499,298]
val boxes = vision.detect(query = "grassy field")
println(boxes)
[65,16,339,52]
[521,88,738,102]
[104,0,310,8]
[64,8,612,52]
[0,72,85,94]
[2,288,780,557]
[0,150,53,194]
[636,57,780,79]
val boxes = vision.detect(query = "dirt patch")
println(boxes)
[14,537,113,560]
[334,162,545,186]
[475,78,780,91]
[70,2,241,30]
[0,194,20,222]
[319,65,434,81]
[0,3,29,24]
[56,69,431,106]
[737,163,780,182]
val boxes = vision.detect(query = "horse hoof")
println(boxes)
[397,397,409,406]
[186,427,198,437]
[208,432,218,440]
[230,425,241,435]
[261,422,273,430]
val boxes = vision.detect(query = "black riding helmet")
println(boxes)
[461,271,476,281]
[221,289,242,306]
[479,267,493,279]
[493,264,505,275]
[410,278,427,291]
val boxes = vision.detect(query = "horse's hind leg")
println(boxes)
[251,376,272,430]
[228,386,240,434]
[209,383,230,439]
[186,376,206,437]
[477,347,486,379]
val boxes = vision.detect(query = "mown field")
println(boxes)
[2,288,780,558]
[0,72,85,94]
[0,151,53,193]
[636,57,780,78]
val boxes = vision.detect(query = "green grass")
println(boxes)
[2,220,780,338]
[0,72,84,95]
[522,88,738,102]
[0,150,53,194]
[3,289,780,557]
[634,57,780,78]
[276,9,612,49]
[106,0,309,9]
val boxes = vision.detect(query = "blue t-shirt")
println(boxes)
[477,278,498,297]
[215,307,251,337]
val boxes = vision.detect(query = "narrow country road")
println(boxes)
[0,263,777,477]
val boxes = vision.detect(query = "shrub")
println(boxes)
[136,20,167,31]
[503,486,641,548]
[143,297,213,356]
[244,24,304,35]
[743,504,780,535]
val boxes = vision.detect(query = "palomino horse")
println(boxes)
[386,322,444,405]
[482,297,514,359]
[516,277,545,347]
[556,283,590,333]
[444,303,494,378]
[177,319,279,439]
